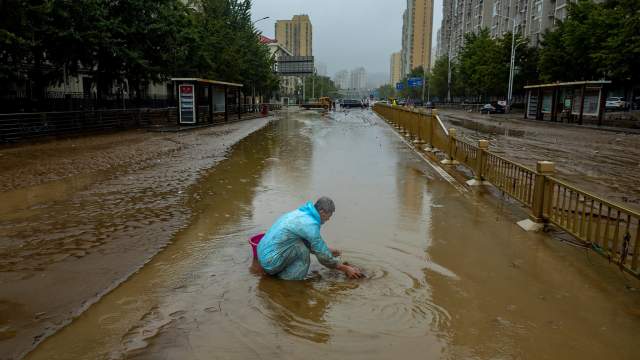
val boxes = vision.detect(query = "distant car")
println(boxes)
[341,99,363,109]
[605,97,628,111]
[480,103,505,114]
[425,101,435,109]
[397,99,407,106]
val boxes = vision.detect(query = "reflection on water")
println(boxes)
[257,276,358,344]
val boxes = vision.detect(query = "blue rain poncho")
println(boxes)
[257,202,339,280]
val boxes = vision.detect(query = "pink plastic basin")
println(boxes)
[249,233,265,259]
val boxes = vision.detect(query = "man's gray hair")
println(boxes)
[314,196,335,214]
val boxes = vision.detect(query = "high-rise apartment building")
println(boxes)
[390,52,403,85]
[437,0,597,60]
[401,0,435,75]
[350,67,367,90]
[334,70,350,90]
[275,15,313,56]
[316,62,327,77]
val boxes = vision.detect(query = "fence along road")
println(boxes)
[373,103,640,279]
[0,104,283,144]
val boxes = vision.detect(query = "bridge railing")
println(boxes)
[373,103,640,278]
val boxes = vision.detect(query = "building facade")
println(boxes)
[260,36,300,100]
[390,52,403,85]
[275,15,313,56]
[316,62,327,77]
[334,70,350,90]
[350,67,367,90]
[401,0,435,75]
[437,0,595,61]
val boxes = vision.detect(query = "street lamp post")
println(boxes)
[447,41,452,103]
[252,16,270,26]
[494,10,524,112]
[507,19,517,112]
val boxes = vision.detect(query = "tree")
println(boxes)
[429,56,449,99]
[538,0,640,85]
[0,0,54,103]
[457,29,506,100]
[538,0,602,82]
[377,84,395,99]
[192,0,278,95]
[397,66,427,100]
[302,75,339,101]
[591,0,640,84]
[495,32,539,99]
[1,0,279,108]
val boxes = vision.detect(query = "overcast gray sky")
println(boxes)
[251,0,443,78]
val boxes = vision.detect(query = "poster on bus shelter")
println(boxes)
[179,85,196,124]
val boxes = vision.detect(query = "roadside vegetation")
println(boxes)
[381,0,639,102]
[0,0,279,103]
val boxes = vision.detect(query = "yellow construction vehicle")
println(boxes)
[301,97,332,111]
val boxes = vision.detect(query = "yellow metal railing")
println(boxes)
[373,103,640,278]
[544,177,640,271]
[483,152,537,207]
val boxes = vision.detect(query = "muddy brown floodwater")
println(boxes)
[5,109,640,359]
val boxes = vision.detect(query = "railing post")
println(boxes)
[393,108,400,129]
[424,111,434,152]
[406,112,415,139]
[466,140,489,186]
[441,128,459,165]
[518,161,555,231]
[414,112,425,144]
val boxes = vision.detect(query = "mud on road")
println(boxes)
[21,109,640,360]
[0,117,271,359]
[438,109,640,212]
[2,109,640,360]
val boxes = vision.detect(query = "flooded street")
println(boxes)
[4,109,640,359]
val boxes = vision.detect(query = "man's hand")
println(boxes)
[330,248,341,257]
[337,263,365,279]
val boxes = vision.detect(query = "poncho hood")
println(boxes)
[298,201,321,225]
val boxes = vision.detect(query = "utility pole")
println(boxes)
[421,67,426,103]
[447,33,452,103]
[312,69,315,100]
[494,8,523,113]
[446,3,454,103]
[507,20,517,112]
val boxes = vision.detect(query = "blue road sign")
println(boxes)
[396,82,404,90]
[408,77,424,88]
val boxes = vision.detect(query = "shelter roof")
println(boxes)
[524,80,612,89]
[170,78,243,88]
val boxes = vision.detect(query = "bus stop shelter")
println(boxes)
[524,81,611,125]
[171,78,244,125]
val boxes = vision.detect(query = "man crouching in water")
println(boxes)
[257,197,364,280]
